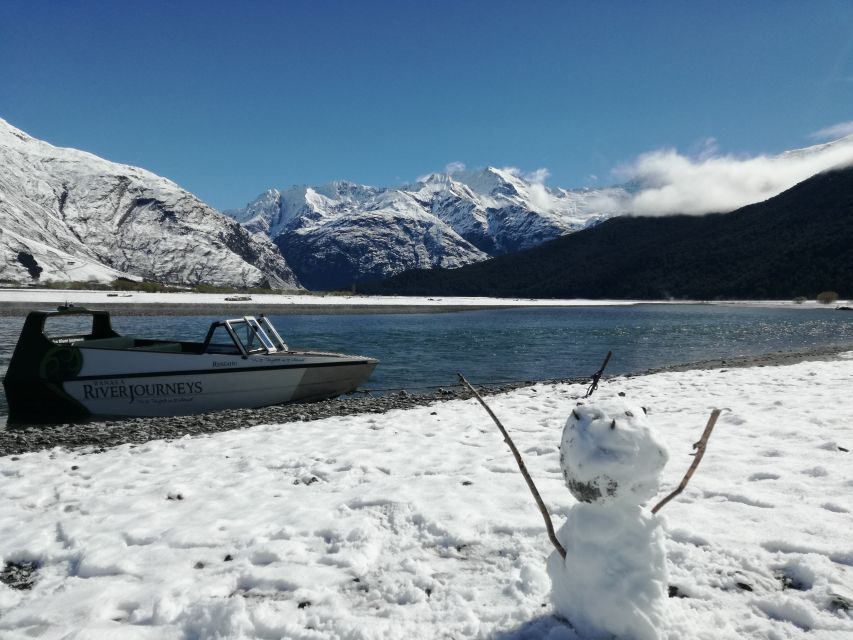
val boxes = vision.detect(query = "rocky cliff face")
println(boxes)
[0,119,300,288]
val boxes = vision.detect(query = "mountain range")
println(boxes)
[0,118,299,289]
[361,165,853,300]
[2,116,852,296]
[1,117,624,290]
[227,169,624,289]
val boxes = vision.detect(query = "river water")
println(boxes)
[2,304,853,419]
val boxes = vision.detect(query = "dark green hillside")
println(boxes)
[362,166,853,299]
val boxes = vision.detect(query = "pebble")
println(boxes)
[0,380,557,457]
[0,561,37,590]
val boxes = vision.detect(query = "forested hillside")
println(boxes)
[363,166,853,300]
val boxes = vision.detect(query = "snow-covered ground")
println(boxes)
[0,288,843,310]
[1,356,852,639]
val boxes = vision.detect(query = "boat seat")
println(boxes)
[75,336,136,350]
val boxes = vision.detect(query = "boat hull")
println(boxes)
[3,307,378,424]
[5,348,376,422]
[60,362,376,418]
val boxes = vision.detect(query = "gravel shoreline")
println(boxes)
[1,343,851,457]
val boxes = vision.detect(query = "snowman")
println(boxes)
[546,398,670,640]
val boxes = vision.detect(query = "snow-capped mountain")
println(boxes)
[779,133,853,161]
[0,119,300,288]
[230,168,624,289]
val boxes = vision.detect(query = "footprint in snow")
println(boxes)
[817,441,841,451]
[703,491,774,509]
[524,446,554,456]
[749,472,780,481]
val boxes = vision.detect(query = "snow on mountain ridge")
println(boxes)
[0,118,300,288]
[230,167,624,289]
[0,118,184,192]
[780,134,853,161]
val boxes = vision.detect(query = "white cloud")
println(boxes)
[809,120,853,141]
[445,161,466,174]
[513,167,552,211]
[493,166,554,211]
[523,167,550,184]
[695,137,719,161]
[609,136,853,216]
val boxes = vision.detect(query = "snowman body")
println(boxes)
[547,399,669,640]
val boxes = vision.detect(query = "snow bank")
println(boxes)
[0,288,838,309]
[1,356,852,638]
[0,288,659,308]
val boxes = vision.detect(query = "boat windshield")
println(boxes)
[203,316,288,356]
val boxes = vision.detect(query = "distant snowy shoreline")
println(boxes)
[0,288,843,316]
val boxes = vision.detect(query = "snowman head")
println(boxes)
[560,398,669,504]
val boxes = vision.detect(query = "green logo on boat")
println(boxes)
[40,346,83,381]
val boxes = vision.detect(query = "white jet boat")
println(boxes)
[3,306,377,423]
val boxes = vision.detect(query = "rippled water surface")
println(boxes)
[2,304,853,419]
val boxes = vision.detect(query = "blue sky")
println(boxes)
[2,0,853,210]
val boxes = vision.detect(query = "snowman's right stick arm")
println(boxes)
[651,408,722,514]
[585,350,612,398]
[458,373,567,559]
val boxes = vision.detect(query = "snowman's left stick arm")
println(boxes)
[458,373,567,559]
[651,408,722,514]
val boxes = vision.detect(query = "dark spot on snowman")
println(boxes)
[572,410,580,420]
[625,410,634,417]
[668,585,688,598]
[568,479,603,503]
[610,419,616,430]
